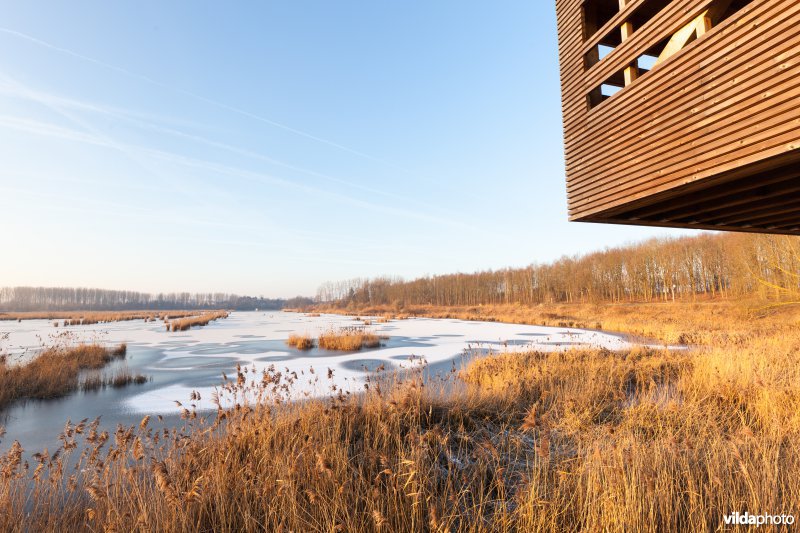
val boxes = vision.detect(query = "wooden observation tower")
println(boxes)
[556,0,800,234]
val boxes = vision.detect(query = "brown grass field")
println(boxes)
[0,300,799,531]
[312,298,795,346]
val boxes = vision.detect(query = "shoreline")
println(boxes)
[302,298,797,346]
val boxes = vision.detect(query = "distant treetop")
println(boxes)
[0,287,313,312]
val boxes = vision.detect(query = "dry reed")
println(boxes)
[82,368,149,391]
[167,311,229,332]
[0,311,197,324]
[0,304,798,531]
[0,343,128,410]
[318,327,383,351]
[312,299,799,345]
[286,334,315,350]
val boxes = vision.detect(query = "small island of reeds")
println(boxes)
[285,327,385,351]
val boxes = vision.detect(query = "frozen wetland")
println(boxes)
[0,311,635,452]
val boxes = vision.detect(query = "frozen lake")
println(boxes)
[0,311,634,453]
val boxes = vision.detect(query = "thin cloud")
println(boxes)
[0,35,505,239]
[0,75,453,217]
[0,27,410,168]
[0,113,475,232]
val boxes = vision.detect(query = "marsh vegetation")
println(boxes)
[81,368,150,392]
[0,304,798,531]
[166,311,229,332]
[0,343,136,411]
[0,311,196,325]
[318,327,383,351]
[286,333,315,350]
[2,232,799,530]
[285,327,385,351]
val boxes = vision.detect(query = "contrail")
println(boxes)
[0,27,406,168]
[0,30,457,211]
[0,79,450,213]
[0,28,514,242]
[0,71,486,234]
[0,113,477,232]
[0,73,240,214]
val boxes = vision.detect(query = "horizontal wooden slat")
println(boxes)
[557,0,800,231]
[556,0,800,234]
[576,216,800,235]
[599,157,800,218]
[631,177,800,220]
[565,0,788,171]
[582,0,712,97]
[569,77,800,209]
[561,0,719,129]
[573,128,800,217]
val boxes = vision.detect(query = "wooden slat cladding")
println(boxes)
[556,0,800,234]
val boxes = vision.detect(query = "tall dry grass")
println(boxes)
[0,305,798,531]
[318,327,383,351]
[458,337,800,530]
[0,343,128,410]
[313,299,800,345]
[286,333,315,350]
[167,311,229,332]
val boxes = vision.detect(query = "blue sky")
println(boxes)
[0,1,695,297]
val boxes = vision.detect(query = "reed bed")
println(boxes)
[167,311,229,332]
[1,311,197,325]
[286,334,315,350]
[318,327,383,351]
[0,305,798,531]
[0,343,128,410]
[313,299,799,345]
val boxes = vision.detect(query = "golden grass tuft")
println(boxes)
[317,327,383,351]
[286,334,315,350]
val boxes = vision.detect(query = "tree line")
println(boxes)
[0,287,314,312]
[317,233,800,307]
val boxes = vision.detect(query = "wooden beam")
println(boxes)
[655,0,734,66]
[695,15,712,37]
[619,169,800,220]
[655,12,708,66]
[621,22,639,85]
[619,0,639,85]
[556,0,800,233]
